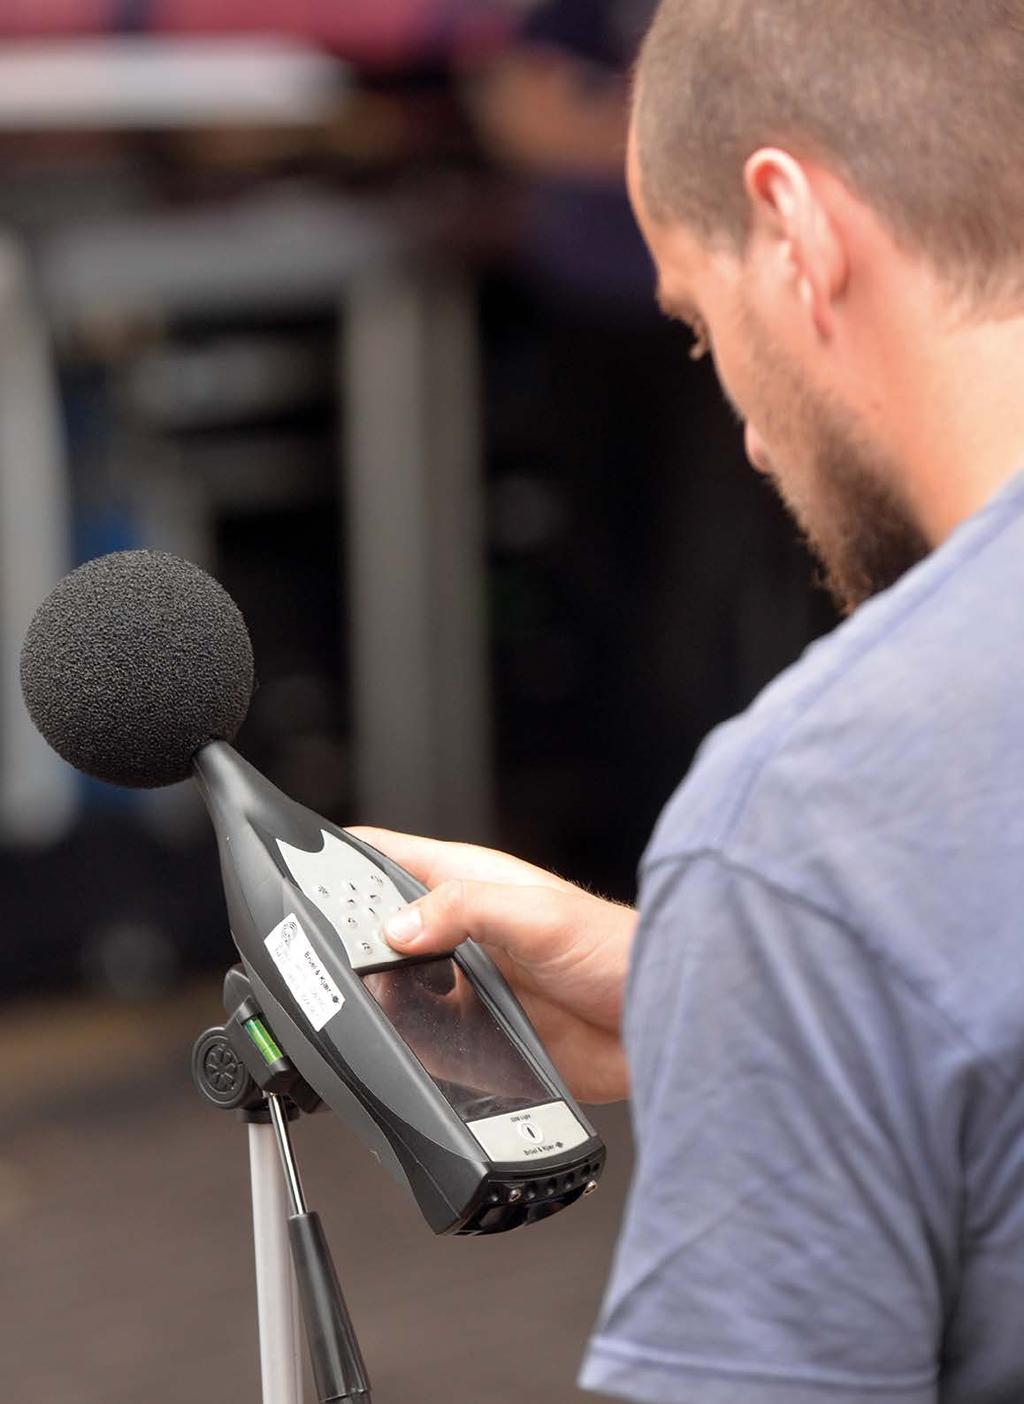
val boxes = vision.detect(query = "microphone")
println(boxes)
[20,549,254,789]
[20,550,605,1236]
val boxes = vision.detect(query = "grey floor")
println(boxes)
[0,981,634,1404]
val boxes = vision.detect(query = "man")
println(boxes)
[354,2,1024,1399]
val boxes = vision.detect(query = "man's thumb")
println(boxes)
[382,879,471,954]
[383,901,429,948]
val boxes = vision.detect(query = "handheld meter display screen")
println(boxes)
[363,958,551,1122]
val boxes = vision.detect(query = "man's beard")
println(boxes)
[739,309,930,615]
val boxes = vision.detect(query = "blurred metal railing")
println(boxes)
[0,233,76,844]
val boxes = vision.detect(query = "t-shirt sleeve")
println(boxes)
[580,852,950,1404]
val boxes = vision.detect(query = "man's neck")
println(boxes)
[889,309,1024,545]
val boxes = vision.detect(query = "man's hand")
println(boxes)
[347,828,636,1104]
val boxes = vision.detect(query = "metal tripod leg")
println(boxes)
[249,1115,305,1404]
[194,1004,370,1404]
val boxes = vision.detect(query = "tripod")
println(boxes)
[192,965,370,1404]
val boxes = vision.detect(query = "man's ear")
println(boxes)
[743,147,848,339]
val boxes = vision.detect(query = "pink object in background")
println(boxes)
[0,0,514,68]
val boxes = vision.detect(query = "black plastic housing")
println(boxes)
[193,743,605,1234]
[289,1211,371,1402]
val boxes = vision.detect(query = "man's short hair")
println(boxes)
[635,1,1024,309]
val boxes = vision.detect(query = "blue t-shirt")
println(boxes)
[580,471,1024,1404]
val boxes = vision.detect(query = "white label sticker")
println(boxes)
[264,913,344,1032]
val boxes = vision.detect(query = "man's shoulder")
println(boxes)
[641,471,1024,1079]
[645,470,1024,880]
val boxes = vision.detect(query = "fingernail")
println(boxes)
[385,906,423,944]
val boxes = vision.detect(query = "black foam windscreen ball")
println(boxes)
[20,550,255,788]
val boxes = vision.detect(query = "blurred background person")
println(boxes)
[464,0,834,887]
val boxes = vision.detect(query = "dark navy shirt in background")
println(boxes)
[516,0,658,307]
[580,472,1024,1404]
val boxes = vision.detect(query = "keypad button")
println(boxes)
[276,830,417,971]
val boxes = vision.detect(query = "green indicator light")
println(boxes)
[244,1017,284,1066]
